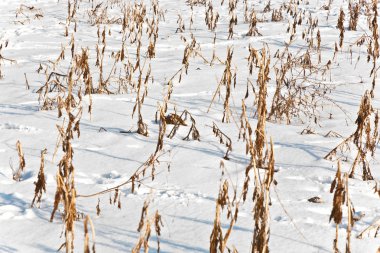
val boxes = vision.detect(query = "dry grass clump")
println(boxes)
[268,45,334,124]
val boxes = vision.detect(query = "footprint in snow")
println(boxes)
[95,170,122,184]
[0,193,36,220]
[0,123,40,133]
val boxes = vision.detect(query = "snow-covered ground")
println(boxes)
[1,0,380,252]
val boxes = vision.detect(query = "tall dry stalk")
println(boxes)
[83,215,96,253]
[132,200,163,253]
[337,8,345,48]
[31,148,47,208]
[251,139,275,253]
[210,179,239,253]
[50,67,83,253]
[12,140,26,181]
[255,48,270,168]
[370,0,379,97]
[329,161,355,253]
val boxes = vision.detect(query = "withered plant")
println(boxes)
[83,215,96,253]
[370,0,379,97]
[348,2,360,31]
[132,200,163,253]
[227,0,237,39]
[37,37,93,116]
[64,0,78,37]
[210,179,239,253]
[209,47,236,123]
[247,8,261,36]
[268,44,335,124]
[325,91,378,180]
[251,139,275,253]
[329,161,355,253]
[31,148,47,208]
[12,140,26,181]
[255,47,270,168]
[337,8,345,48]
[211,122,232,160]
[167,109,200,141]
[205,1,219,31]
[271,8,283,22]
[50,66,83,253]
[15,4,44,24]
[176,14,185,33]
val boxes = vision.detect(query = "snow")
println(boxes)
[0,0,380,252]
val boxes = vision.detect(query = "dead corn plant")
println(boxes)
[337,8,345,48]
[348,1,360,31]
[12,140,26,181]
[370,0,379,97]
[268,45,335,125]
[329,161,355,253]
[167,109,200,141]
[64,0,78,37]
[132,200,163,253]
[86,4,123,25]
[251,139,275,253]
[37,37,93,116]
[211,122,232,160]
[255,48,270,168]
[208,47,236,123]
[83,215,96,253]
[239,100,255,164]
[247,8,261,36]
[263,1,271,13]
[325,91,378,180]
[271,8,283,22]
[205,1,219,31]
[50,66,83,253]
[243,0,249,23]
[210,178,240,253]
[227,0,237,39]
[176,14,185,33]
[31,148,47,208]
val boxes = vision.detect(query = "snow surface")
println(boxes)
[0,0,380,252]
